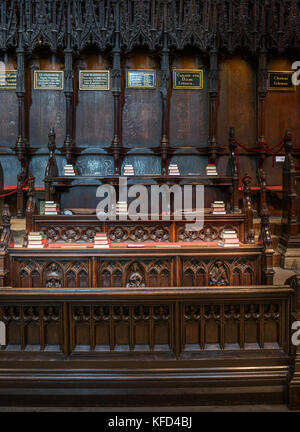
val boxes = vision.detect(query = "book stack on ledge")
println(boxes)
[206,164,218,176]
[168,164,180,175]
[211,201,226,215]
[182,209,203,218]
[64,164,76,176]
[94,233,110,249]
[44,201,59,215]
[28,232,46,249]
[218,229,239,248]
[124,164,134,176]
[116,201,128,216]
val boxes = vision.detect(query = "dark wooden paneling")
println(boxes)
[75,53,113,147]
[123,53,161,147]
[0,285,292,406]
[265,58,300,148]
[170,55,209,147]
[217,57,256,147]
[29,57,65,147]
[0,56,18,147]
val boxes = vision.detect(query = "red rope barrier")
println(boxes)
[0,176,35,198]
[233,138,286,186]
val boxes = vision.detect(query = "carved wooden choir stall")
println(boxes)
[0,0,299,407]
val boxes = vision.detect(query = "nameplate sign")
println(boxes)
[173,69,203,89]
[79,70,110,90]
[127,70,156,89]
[0,71,17,90]
[267,71,295,91]
[34,71,64,90]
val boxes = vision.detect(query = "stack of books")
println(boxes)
[44,201,58,215]
[211,201,226,215]
[27,232,47,249]
[218,229,239,247]
[64,164,76,176]
[123,164,134,176]
[116,201,128,216]
[182,209,203,218]
[94,233,110,249]
[206,164,218,176]
[168,164,180,175]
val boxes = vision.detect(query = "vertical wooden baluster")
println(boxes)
[90,305,95,352]
[200,304,205,350]
[63,0,75,165]
[149,306,154,352]
[64,303,70,358]
[170,304,173,353]
[160,3,170,176]
[284,130,298,238]
[23,177,37,247]
[175,301,180,359]
[240,304,244,349]
[279,303,283,349]
[229,126,239,213]
[15,6,28,218]
[220,304,224,350]
[0,306,3,351]
[21,305,25,351]
[257,49,268,170]
[111,0,122,174]
[242,174,255,244]
[258,168,274,284]
[259,303,264,349]
[129,306,134,352]
[208,17,218,165]
[40,307,45,351]
[110,305,114,351]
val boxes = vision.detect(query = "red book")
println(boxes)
[47,242,94,248]
[222,238,239,243]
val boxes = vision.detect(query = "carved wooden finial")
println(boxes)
[2,204,11,228]
[27,176,35,197]
[258,168,266,184]
[45,128,58,178]
[0,204,12,251]
[242,173,252,189]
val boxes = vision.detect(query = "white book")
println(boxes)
[218,242,240,247]
[28,245,44,249]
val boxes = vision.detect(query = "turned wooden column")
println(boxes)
[63,0,74,165]
[258,168,274,284]
[283,130,298,239]
[111,0,122,175]
[242,174,254,244]
[0,204,12,287]
[208,48,218,165]
[160,9,170,176]
[15,30,29,218]
[229,126,239,213]
[23,177,37,247]
[257,49,268,170]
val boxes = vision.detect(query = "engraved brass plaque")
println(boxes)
[34,70,64,90]
[173,69,203,89]
[0,71,17,90]
[127,70,156,89]
[79,70,110,90]
[267,71,295,91]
